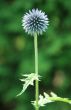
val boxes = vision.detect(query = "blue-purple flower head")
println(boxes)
[22,9,49,36]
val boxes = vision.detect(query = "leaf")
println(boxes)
[32,92,71,107]
[17,73,41,96]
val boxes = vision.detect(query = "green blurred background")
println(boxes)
[0,0,71,110]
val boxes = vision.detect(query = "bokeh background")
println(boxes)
[0,0,71,110]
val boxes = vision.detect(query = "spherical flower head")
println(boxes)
[22,9,49,36]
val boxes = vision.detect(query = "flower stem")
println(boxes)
[34,33,39,110]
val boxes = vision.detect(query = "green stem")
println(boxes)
[34,33,39,110]
[48,97,71,104]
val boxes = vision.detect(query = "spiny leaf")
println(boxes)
[17,73,41,96]
[32,92,71,107]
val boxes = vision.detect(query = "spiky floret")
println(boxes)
[22,9,49,35]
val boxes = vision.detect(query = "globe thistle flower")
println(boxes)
[22,9,49,36]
